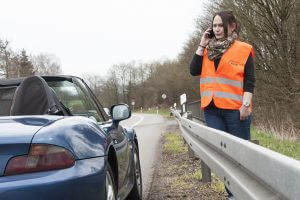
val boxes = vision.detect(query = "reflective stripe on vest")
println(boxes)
[201,91,242,102]
[214,91,243,102]
[200,77,243,89]
[216,77,243,88]
[201,91,213,97]
[200,77,214,84]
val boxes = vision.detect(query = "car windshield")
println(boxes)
[47,79,103,122]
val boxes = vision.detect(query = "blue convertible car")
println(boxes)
[0,75,142,200]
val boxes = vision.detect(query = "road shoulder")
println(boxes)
[147,119,226,200]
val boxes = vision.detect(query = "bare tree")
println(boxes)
[107,68,120,105]
[32,54,62,75]
[0,39,12,78]
[216,0,299,134]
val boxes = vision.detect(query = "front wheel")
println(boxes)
[126,144,142,200]
[106,163,117,200]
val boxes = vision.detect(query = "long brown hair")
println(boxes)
[212,11,240,37]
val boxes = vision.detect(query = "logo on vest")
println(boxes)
[228,60,243,68]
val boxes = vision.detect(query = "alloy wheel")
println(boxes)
[134,149,142,197]
[106,167,116,200]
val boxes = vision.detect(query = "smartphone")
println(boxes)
[208,29,215,38]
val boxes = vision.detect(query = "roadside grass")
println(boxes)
[212,174,225,193]
[164,132,226,196]
[192,169,202,181]
[164,132,187,154]
[251,127,300,160]
[171,179,193,190]
[213,179,225,193]
[164,132,199,191]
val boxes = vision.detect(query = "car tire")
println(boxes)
[126,144,142,200]
[106,163,117,200]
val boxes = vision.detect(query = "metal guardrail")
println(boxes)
[186,100,205,122]
[171,109,300,200]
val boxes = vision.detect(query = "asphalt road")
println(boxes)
[121,113,165,198]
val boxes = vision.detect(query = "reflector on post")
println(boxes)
[180,93,187,115]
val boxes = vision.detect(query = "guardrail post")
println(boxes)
[187,110,212,183]
[201,161,211,183]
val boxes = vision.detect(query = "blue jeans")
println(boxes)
[204,108,251,140]
[204,107,252,197]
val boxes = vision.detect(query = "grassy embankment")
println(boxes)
[251,128,300,160]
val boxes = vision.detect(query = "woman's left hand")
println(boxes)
[239,106,251,120]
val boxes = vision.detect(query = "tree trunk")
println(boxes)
[297,0,300,68]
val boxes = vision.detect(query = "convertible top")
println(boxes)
[0,77,24,87]
[0,75,76,87]
[0,75,73,116]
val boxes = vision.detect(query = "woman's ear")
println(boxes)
[230,23,237,32]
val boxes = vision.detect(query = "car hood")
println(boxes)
[0,116,63,176]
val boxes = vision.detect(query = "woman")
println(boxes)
[190,11,255,199]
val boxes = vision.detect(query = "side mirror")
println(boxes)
[111,104,131,123]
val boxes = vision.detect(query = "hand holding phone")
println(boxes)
[207,29,215,39]
[199,28,213,50]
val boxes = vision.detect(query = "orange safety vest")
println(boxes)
[200,40,254,109]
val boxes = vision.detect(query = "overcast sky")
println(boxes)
[0,0,207,77]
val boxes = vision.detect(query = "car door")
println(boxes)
[108,124,131,188]
[74,78,131,191]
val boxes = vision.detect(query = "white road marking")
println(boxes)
[130,114,144,128]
